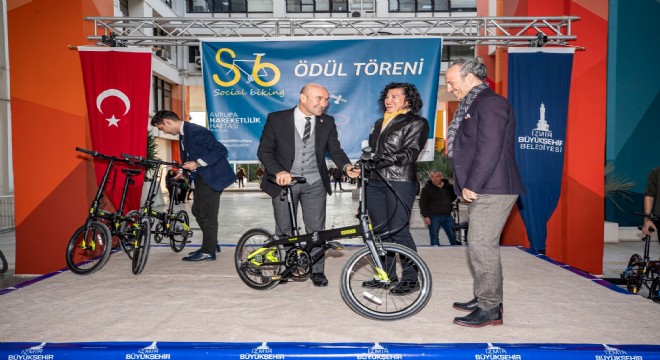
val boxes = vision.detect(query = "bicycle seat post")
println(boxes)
[285,185,300,237]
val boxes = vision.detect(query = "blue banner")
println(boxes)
[509,48,574,253]
[200,37,442,161]
[3,341,660,359]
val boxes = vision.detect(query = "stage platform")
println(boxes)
[2,245,660,359]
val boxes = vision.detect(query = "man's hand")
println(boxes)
[462,188,478,203]
[275,171,292,186]
[182,161,199,172]
[424,217,431,226]
[345,164,361,178]
[642,219,657,236]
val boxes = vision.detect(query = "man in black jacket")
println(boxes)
[419,170,458,246]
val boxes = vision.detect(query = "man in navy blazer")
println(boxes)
[258,83,359,287]
[445,58,524,328]
[152,110,236,262]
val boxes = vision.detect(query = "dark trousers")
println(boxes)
[366,180,418,281]
[191,175,222,254]
[428,214,458,246]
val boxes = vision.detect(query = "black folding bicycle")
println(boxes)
[234,148,432,320]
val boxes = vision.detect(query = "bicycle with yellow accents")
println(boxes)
[234,148,432,320]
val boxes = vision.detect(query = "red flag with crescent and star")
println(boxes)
[78,47,152,213]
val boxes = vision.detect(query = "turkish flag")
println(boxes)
[78,47,152,213]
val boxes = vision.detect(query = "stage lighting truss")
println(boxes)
[84,16,579,48]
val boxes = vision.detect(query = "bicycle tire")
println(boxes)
[623,254,643,294]
[235,228,284,290]
[650,278,660,303]
[339,243,432,321]
[65,221,113,275]
[118,210,141,260]
[131,218,152,275]
[0,249,7,274]
[169,210,190,252]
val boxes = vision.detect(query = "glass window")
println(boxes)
[332,0,348,12]
[119,0,128,16]
[442,45,475,62]
[153,77,173,112]
[188,0,211,12]
[417,0,433,12]
[450,0,476,12]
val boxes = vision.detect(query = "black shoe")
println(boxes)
[453,297,478,312]
[389,280,419,295]
[311,273,328,287]
[362,277,398,288]
[182,251,216,262]
[453,304,503,328]
[188,244,222,255]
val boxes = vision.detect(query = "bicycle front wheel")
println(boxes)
[235,228,284,290]
[170,210,190,252]
[65,221,113,275]
[623,254,643,294]
[339,243,432,321]
[131,218,152,275]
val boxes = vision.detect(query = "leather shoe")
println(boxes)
[453,297,478,312]
[389,280,419,295]
[311,273,328,287]
[362,276,398,288]
[182,251,216,262]
[188,244,222,255]
[453,304,503,328]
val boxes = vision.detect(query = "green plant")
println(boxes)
[417,138,453,184]
[604,162,635,212]
[145,130,160,181]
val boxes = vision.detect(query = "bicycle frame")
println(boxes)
[122,154,192,246]
[247,162,390,284]
[78,148,141,247]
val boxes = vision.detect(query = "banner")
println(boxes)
[509,48,575,253]
[200,37,442,161]
[79,47,152,213]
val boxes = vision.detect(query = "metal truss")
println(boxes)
[85,16,579,47]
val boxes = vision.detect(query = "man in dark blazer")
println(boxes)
[444,58,524,327]
[258,83,359,287]
[152,110,236,262]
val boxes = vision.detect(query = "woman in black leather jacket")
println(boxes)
[362,82,430,295]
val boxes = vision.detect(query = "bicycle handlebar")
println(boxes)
[121,153,183,168]
[76,147,132,164]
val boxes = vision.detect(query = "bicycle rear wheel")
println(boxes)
[170,210,190,252]
[235,228,284,290]
[339,243,432,321]
[118,210,141,260]
[131,218,151,275]
[0,249,7,274]
[65,221,112,275]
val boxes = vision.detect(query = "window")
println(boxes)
[389,0,474,13]
[442,45,475,62]
[188,46,201,64]
[119,0,129,16]
[188,0,211,12]
[153,77,172,112]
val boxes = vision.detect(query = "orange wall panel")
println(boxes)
[9,0,114,274]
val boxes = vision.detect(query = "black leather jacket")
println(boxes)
[367,112,430,182]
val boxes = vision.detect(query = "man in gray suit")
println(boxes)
[445,58,524,327]
[257,83,359,287]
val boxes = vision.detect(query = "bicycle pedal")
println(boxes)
[327,241,343,250]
